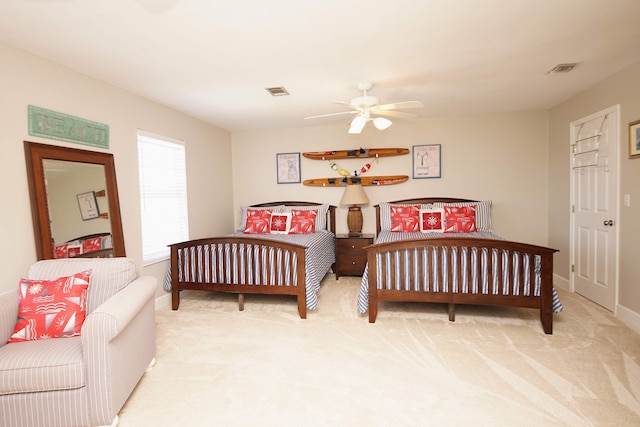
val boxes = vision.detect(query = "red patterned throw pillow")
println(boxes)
[289,209,317,234]
[243,209,272,234]
[444,206,477,233]
[419,208,445,232]
[270,213,292,234]
[390,205,420,232]
[8,270,91,343]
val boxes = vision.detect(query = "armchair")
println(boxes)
[0,258,156,427]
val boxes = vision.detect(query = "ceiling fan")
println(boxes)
[305,82,424,134]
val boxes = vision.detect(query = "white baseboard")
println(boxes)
[616,304,640,334]
[554,273,640,335]
[553,273,570,291]
[155,292,172,310]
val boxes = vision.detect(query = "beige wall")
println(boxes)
[232,111,550,245]
[548,60,640,316]
[0,42,233,295]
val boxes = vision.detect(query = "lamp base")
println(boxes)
[347,205,363,236]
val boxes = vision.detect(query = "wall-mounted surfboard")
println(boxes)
[303,175,409,187]
[302,147,409,160]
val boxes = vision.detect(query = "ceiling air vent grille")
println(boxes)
[265,86,289,96]
[547,63,578,74]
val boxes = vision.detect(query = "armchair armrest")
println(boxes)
[0,289,19,347]
[81,276,157,425]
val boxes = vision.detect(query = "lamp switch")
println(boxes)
[624,194,631,207]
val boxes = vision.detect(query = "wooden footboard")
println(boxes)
[169,236,307,318]
[365,237,558,334]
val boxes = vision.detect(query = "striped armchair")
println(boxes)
[0,258,156,427]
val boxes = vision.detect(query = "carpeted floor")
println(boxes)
[118,275,640,426]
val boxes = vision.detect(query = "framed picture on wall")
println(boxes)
[276,152,301,184]
[629,120,640,159]
[77,191,100,220]
[412,144,441,179]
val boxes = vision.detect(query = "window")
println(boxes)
[137,130,189,264]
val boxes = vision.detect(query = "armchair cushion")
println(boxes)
[0,337,84,395]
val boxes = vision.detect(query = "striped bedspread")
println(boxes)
[357,231,564,314]
[164,231,335,310]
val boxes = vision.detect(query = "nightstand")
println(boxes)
[334,234,374,279]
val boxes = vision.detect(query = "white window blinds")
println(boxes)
[137,130,189,264]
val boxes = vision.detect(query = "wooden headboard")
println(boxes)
[374,197,478,235]
[251,201,337,233]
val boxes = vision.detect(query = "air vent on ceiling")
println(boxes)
[547,63,578,74]
[265,86,289,96]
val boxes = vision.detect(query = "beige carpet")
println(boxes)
[118,275,640,426]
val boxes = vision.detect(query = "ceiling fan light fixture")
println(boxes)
[349,116,367,134]
[373,117,392,130]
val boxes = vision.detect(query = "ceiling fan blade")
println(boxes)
[304,111,358,120]
[371,110,418,119]
[376,101,424,111]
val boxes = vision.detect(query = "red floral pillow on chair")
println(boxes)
[443,206,477,233]
[8,270,91,343]
[390,205,420,232]
[289,209,317,234]
[243,209,272,234]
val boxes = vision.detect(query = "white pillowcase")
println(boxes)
[432,200,492,232]
[238,205,284,231]
[281,204,329,231]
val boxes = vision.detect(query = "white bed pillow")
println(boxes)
[432,200,492,232]
[238,205,284,231]
[281,204,329,231]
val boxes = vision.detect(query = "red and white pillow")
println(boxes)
[443,206,477,233]
[390,205,420,232]
[269,213,292,234]
[7,270,91,343]
[243,209,273,234]
[419,208,445,232]
[289,209,317,234]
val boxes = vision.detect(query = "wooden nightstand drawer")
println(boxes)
[336,238,370,254]
[334,234,374,279]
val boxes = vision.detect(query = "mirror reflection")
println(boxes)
[44,160,114,258]
[24,141,126,260]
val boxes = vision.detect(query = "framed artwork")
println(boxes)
[412,144,441,179]
[629,120,640,159]
[276,152,301,184]
[77,191,100,220]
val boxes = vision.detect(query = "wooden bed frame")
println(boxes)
[365,197,558,334]
[169,201,336,319]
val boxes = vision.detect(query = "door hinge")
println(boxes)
[571,264,575,273]
[572,205,575,214]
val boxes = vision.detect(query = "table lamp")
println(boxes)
[339,183,370,236]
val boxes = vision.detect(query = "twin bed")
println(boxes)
[358,197,561,334]
[168,198,561,333]
[168,201,336,319]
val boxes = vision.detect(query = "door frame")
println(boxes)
[569,104,621,313]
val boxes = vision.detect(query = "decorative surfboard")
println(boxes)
[302,147,409,160]
[303,175,409,187]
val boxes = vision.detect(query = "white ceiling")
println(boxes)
[2,0,640,132]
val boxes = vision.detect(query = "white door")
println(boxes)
[570,105,619,311]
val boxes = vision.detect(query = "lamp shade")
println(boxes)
[340,184,370,206]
